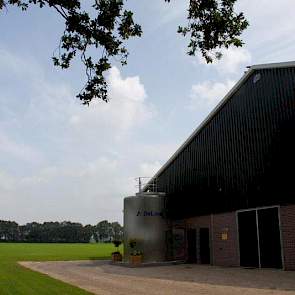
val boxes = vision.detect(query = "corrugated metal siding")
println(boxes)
[154,67,295,219]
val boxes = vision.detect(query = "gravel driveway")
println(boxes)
[19,260,295,295]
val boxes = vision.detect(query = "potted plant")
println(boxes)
[129,239,143,265]
[111,240,122,262]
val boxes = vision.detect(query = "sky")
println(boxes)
[0,0,295,225]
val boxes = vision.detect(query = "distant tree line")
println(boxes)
[0,220,123,243]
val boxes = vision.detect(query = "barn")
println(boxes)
[124,61,295,270]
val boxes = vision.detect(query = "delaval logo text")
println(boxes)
[136,210,163,217]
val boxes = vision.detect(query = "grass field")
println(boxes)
[0,243,120,295]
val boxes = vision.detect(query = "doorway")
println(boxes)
[187,228,197,263]
[199,228,210,264]
[238,210,259,267]
[237,206,282,268]
[258,207,282,268]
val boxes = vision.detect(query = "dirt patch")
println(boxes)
[19,260,295,295]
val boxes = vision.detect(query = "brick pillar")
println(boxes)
[280,205,295,270]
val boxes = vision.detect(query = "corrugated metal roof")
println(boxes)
[143,61,295,191]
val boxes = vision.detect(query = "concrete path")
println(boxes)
[19,260,295,295]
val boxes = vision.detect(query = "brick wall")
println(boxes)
[183,206,295,270]
[212,212,240,267]
[187,215,211,229]
[280,205,295,270]
[186,212,239,267]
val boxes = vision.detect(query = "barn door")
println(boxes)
[257,207,282,268]
[238,210,259,267]
[238,207,282,269]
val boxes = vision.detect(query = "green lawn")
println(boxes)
[0,243,120,295]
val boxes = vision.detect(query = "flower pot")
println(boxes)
[130,254,142,265]
[112,253,122,262]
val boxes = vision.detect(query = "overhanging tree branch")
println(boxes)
[1,0,248,105]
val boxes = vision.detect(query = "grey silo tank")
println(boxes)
[123,192,167,263]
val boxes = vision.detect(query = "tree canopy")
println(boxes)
[0,219,123,243]
[0,0,248,105]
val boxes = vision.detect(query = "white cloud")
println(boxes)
[156,1,188,27]
[188,80,235,111]
[235,0,295,63]
[0,133,43,163]
[68,66,154,140]
[238,0,295,43]
[0,156,130,224]
[0,48,42,77]
[0,49,161,224]
[196,47,252,75]
[0,170,16,191]
[140,161,162,177]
